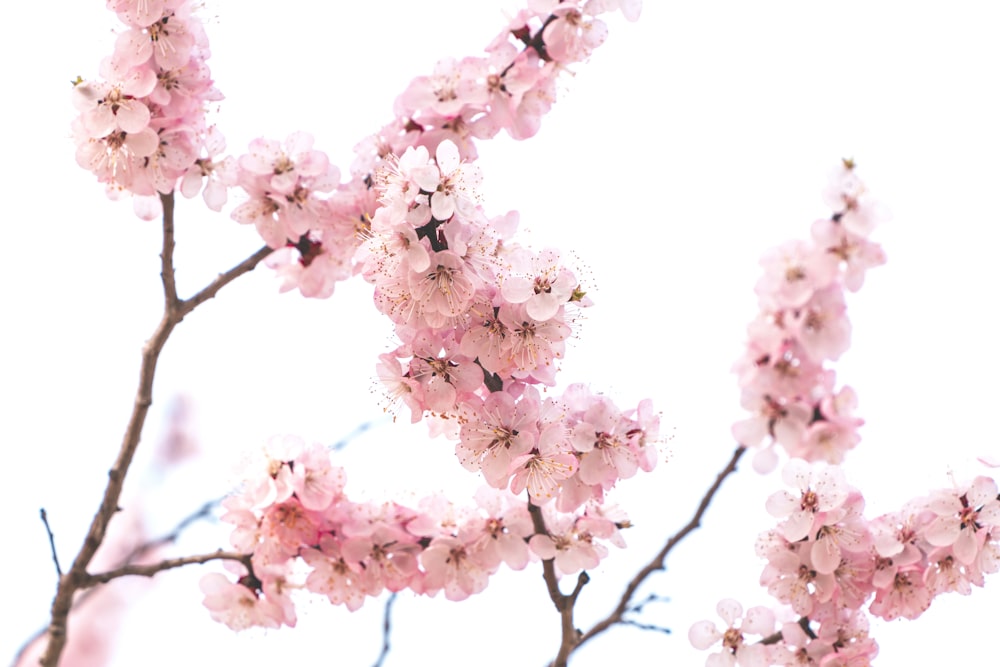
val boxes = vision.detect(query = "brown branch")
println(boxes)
[38,192,273,667]
[122,498,223,565]
[571,446,747,656]
[84,550,251,586]
[160,191,180,306]
[178,244,273,318]
[529,504,567,610]
[14,497,227,667]
[528,503,591,667]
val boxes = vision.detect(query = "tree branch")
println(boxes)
[38,192,273,667]
[572,446,747,655]
[39,509,63,578]
[160,191,180,307]
[178,244,273,318]
[528,503,591,667]
[121,498,224,565]
[84,551,251,586]
[372,592,398,667]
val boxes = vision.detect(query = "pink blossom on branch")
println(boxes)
[732,161,886,473]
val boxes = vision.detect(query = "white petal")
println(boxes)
[688,620,722,650]
[436,139,460,174]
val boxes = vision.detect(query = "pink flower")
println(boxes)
[200,572,287,631]
[924,476,1000,564]
[427,139,484,221]
[509,426,578,504]
[765,459,850,542]
[500,247,578,321]
[72,69,156,138]
[689,599,775,667]
[457,388,540,487]
[419,536,492,601]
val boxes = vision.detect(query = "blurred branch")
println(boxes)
[332,418,389,452]
[39,192,273,667]
[372,593,398,667]
[618,619,671,635]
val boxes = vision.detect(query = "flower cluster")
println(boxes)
[693,168,1000,666]
[73,0,663,635]
[364,140,659,510]
[71,0,227,218]
[221,0,641,299]
[202,438,633,629]
[732,160,888,473]
[354,0,642,174]
[691,460,1000,666]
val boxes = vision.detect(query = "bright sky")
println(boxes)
[5,1,1000,666]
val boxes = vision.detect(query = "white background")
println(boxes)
[4,1,1000,666]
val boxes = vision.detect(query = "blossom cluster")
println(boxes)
[364,139,659,511]
[692,168,1000,666]
[71,0,227,219]
[732,160,888,473]
[353,0,641,174]
[73,0,664,635]
[201,438,632,630]
[691,460,1000,666]
[237,0,642,299]
[203,139,662,624]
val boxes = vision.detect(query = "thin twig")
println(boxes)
[122,498,224,565]
[372,593,398,667]
[332,419,386,452]
[38,192,272,667]
[12,497,227,667]
[626,592,670,615]
[85,551,251,586]
[618,619,671,635]
[178,245,272,318]
[40,509,63,577]
[571,446,747,656]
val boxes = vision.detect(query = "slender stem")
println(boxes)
[178,244,272,318]
[40,509,63,577]
[372,593,398,667]
[39,192,272,667]
[121,498,224,565]
[572,446,747,655]
[85,551,251,586]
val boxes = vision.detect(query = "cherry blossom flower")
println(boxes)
[924,476,1000,564]
[765,459,850,542]
[689,599,775,667]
